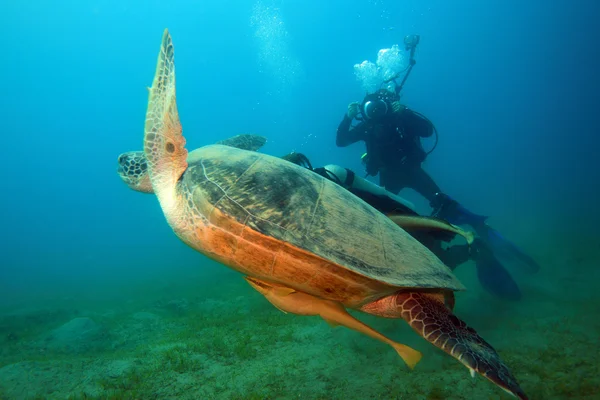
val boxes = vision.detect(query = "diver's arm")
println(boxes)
[336,115,365,147]
[403,109,433,138]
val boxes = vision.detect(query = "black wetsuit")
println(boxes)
[336,109,441,201]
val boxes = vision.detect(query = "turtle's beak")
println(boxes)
[245,277,272,295]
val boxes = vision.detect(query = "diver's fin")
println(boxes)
[476,258,522,301]
[387,214,474,245]
[473,240,522,300]
[216,134,267,151]
[480,226,541,273]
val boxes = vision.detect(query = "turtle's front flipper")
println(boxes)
[245,277,422,370]
[369,292,527,399]
[144,29,188,201]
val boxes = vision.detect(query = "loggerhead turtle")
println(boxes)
[132,29,527,399]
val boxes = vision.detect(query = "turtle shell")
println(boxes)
[179,144,465,297]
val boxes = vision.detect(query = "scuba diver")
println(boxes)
[335,35,540,292]
[280,152,522,301]
[337,35,440,200]
[337,88,441,199]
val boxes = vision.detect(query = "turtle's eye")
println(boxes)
[118,154,127,165]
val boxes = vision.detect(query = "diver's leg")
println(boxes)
[430,192,488,228]
[434,238,522,300]
[405,166,442,203]
[429,193,532,297]
[379,167,407,195]
[438,243,471,271]
[414,227,521,299]
[414,232,472,271]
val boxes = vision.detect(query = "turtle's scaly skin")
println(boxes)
[117,151,152,193]
[362,292,528,399]
[117,134,267,194]
[138,29,528,399]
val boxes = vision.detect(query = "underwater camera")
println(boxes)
[404,34,420,51]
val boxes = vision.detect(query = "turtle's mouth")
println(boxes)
[116,166,131,183]
[116,163,133,184]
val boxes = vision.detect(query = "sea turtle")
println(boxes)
[131,29,527,398]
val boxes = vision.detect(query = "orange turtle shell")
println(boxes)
[174,144,465,308]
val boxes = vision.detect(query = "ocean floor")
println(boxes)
[1,238,599,400]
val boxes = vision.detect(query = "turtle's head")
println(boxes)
[117,151,154,194]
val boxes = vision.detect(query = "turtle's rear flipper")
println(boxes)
[397,292,528,400]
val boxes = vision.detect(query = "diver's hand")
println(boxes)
[347,102,360,119]
[391,101,406,114]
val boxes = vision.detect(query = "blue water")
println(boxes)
[0,1,598,397]
[0,0,596,308]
